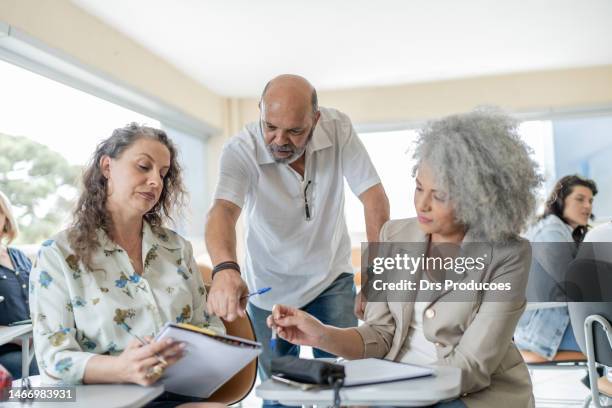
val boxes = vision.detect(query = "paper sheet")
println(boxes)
[342,358,434,386]
[157,324,261,398]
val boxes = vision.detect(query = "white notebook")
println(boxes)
[341,358,434,386]
[156,323,261,398]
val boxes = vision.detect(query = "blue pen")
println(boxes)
[238,286,275,350]
[270,328,277,352]
[240,286,272,299]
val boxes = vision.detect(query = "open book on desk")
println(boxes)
[156,323,261,398]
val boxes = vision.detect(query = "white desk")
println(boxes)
[0,324,34,377]
[6,375,164,408]
[257,365,462,407]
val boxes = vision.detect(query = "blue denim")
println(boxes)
[0,344,39,379]
[373,399,466,408]
[514,306,572,360]
[144,391,204,408]
[429,399,467,408]
[558,322,580,351]
[517,216,580,360]
[247,272,357,408]
[0,247,32,326]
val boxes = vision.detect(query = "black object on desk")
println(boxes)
[271,356,345,385]
[271,356,345,408]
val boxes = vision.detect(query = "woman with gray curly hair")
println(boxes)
[266,110,541,408]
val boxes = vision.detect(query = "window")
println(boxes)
[345,116,612,246]
[344,128,419,244]
[0,59,161,248]
[1,57,215,255]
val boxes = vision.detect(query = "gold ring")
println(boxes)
[145,363,164,379]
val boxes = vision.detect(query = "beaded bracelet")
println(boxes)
[211,261,241,279]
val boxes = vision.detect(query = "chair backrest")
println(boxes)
[521,350,585,366]
[197,261,213,285]
[207,313,258,404]
[566,258,612,367]
[197,262,258,405]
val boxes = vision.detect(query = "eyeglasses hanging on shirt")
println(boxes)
[303,180,312,221]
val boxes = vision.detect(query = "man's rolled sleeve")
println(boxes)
[340,123,381,197]
[213,144,253,208]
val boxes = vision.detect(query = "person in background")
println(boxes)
[29,124,225,408]
[268,110,540,408]
[579,219,612,392]
[515,175,598,361]
[0,190,38,378]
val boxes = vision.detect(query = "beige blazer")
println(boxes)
[355,218,534,408]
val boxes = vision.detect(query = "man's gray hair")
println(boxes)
[413,109,542,241]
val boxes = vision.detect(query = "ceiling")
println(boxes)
[72,0,612,97]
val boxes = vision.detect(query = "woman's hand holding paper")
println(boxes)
[116,337,185,386]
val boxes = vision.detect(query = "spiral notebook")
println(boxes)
[340,358,434,386]
[155,323,261,398]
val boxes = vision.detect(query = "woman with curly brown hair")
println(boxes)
[29,124,225,408]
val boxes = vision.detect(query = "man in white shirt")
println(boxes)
[205,75,389,405]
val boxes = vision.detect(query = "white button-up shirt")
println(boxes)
[29,223,224,384]
[214,107,380,309]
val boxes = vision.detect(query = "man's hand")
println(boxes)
[206,269,249,321]
[353,291,367,320]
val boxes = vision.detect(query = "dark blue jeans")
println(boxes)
[144,391,205,408]
[0,344,39,379]
[247,272,357,408]
[373,400,466,408]
[428,399,467,408]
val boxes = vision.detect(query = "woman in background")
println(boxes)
[0,190,38,378]
[30,124,225,408]
[515,175,598,361]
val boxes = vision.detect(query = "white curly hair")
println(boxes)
[412,108,543,241]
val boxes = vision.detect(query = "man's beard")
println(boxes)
[267,128,314,164]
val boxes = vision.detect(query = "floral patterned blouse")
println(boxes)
[29,222,225,384]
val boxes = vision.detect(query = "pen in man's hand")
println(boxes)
[240,287,272,300]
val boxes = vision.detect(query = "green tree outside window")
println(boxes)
[0,133,81,245]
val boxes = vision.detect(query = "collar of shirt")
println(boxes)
[252,120,333,165]
[96,222,182,255]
